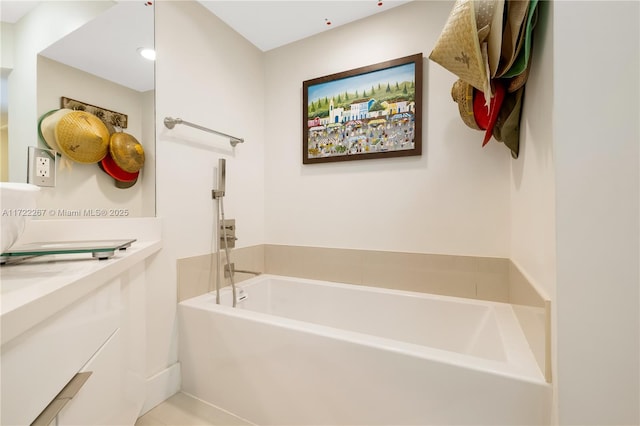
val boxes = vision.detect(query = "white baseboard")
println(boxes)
[139,362,181,416]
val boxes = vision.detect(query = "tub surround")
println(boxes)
[177,243,550,382]
[265,245,511,301]
[177,245,265,303]
[178,245,510,303]
[510,259,552,383]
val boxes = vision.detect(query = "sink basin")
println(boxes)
[1,183,41,253]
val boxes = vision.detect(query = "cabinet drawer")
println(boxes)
[57,329,135,425]
[1,280,120,426]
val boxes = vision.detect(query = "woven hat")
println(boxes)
[39,108,73,153]
[484,0,505,78]
[451,79,480,130]
[490,1,506,78]
[507,49,533,92]
[473,80,506,146]
[502,0,539,78]
[429,0,487,93]
[109,132,145,173]
[493,85,525,159]
[114,176,138,189]
[495,0,530,77]
[55,111,110,163]
[98,155,139,189]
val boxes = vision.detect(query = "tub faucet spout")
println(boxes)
[235,269,262,276]
[224,263,262,278]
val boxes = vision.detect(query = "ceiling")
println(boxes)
[1,1,155,92]
[0,0,413,92]
[0,1,38,23]
[199,1,414,52]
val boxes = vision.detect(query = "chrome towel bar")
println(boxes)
[163,117,244,147]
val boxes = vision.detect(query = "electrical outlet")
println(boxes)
[37,157,50,177]
[28,146,56,187]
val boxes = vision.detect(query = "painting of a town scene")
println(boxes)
[303,54,422,164]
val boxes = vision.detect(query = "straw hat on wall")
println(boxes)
[451,79,481,130]
[495,0,530,77]
[429,0,505,97]
[452,78,506,147]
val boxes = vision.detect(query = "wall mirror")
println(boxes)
[1,1,156,218]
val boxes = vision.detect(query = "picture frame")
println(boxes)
[303,53,423,164]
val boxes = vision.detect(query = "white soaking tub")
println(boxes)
[178,274,550,425]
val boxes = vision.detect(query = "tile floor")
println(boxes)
[135,392,252,426]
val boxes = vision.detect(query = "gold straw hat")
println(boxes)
[109,132,145,173]
[430,0,485,91]
[54,111,110,164]
[451,79,480,130]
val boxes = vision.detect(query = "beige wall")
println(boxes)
[150,0,266,383]
[156,2,640,423]
[0,125,7,182]
[0,23,10,182]
[509,1,555,301]
[553,2,639,424]
[263,1,512,258]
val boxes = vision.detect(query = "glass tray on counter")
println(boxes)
[0,239,136,264]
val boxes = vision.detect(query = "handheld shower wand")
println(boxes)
[212,158,225,199]
[212,159,237,306]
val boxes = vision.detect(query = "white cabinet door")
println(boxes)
[2,262,147,426]
[56,264,146,426]
[0,281,120,426]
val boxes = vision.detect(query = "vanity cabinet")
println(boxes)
[1,261,148,426]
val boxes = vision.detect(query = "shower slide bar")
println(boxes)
[163,117,244,147]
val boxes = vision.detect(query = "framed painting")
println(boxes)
[303,53,423,164]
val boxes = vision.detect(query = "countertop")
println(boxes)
[0,218,162,346]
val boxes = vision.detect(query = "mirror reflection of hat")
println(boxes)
[98,155,139,189]
[110,132,145,173]
[54,111,110,164]
[39,108,73,153]
[98,132,145,189]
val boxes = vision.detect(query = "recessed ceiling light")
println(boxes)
[137,47,156,61]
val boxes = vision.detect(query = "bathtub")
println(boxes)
[178,274,550,425]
